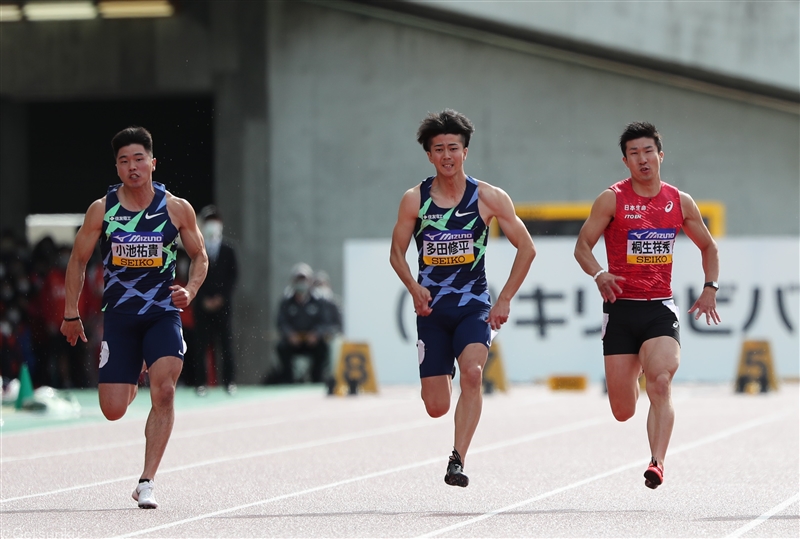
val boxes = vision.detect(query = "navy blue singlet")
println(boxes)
[100,182,179,315]
[413,176,490,308]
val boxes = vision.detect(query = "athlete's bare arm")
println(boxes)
[390,186,433,316]
[680,191,721,325]
[61,198,105,346]
[166,194,208,310]
[477,182,535,330]
[575,190,626,303]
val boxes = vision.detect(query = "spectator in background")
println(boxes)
[1,231,42,385]
[275,263,330,384]
[0,231,98,390]
[312,270,343,338]
[192,206,238,396]
[175,249,199,388]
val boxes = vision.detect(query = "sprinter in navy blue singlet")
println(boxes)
[61,127,208,509]
[391,110,535,488]
[98,181,186,385]
[414,176,492,378]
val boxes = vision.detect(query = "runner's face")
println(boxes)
[116,144,156,187]
[427,134,467,179]
[622,137,663,183]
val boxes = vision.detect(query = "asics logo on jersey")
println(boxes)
[665,201,674,213]
[145,212,165,219]
[455,210,475,217]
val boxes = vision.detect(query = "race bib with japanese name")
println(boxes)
[626,228,676,264]
[111,232,164,268]
[422,230,475,266]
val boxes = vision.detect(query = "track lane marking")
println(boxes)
[416,411,790,538]
[112,417,609,537]
[725,492,799,538]
[0,402,399,463]
[0,418,433,503]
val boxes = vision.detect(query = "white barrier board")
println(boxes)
[344,237,799,384]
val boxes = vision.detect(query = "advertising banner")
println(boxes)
[344,237,799,384]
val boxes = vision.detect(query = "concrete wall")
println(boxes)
[405,0,800,94]
[0,0,797,382]
[0,0,272,383]
[267,1,799,337]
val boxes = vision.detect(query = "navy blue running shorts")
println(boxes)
[602,299,681,356]
[99,310,185,384]
[416,301,491,378]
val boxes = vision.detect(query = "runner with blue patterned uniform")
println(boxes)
[414,175,491,379]
[391,110,535,487]
[61,127,208,509]
[98,181,184,385]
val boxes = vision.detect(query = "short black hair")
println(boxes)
[619,122,662,156]
[111,126,154,159]
[416,109,475,152]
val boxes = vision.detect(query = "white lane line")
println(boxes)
[0,418,433,503]
[0,388,324,438]
[113,417,609,538]
[1,417,288,463]
[725,493,800,538]
[415,411,790,538]
[0,395,418,462]
[0,391,560,464]
[0,405,354,463]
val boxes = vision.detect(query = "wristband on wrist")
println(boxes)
[63,316,81,322]
[592,269,606,281]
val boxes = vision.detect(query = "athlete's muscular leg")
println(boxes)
[453,343,488,463]
[98,383,138,421]
[141,355,182,481]
[604,354,642,422]
[421,374,452,418]
[639,336,680,468]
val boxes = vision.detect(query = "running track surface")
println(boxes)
[1,383,798,538]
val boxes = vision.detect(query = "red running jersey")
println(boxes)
[603,178,683,300]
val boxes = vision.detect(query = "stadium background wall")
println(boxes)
[1,0,797,383]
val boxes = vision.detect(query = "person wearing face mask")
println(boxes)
[192,206,239,396]
[274,263,330,384]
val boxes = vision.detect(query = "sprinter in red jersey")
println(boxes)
[574,122,720,489]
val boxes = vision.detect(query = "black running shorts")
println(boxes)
[601,299,680,356]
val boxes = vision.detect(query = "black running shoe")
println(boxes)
[444,448,469,487]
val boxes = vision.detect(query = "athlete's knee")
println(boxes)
[100,401,128,421]
[424,398,449,418]
[459,364,483,392]
[645,372,672,401]
[422,390,450,418]
[609,400,636,422]
[150,380,176,409]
